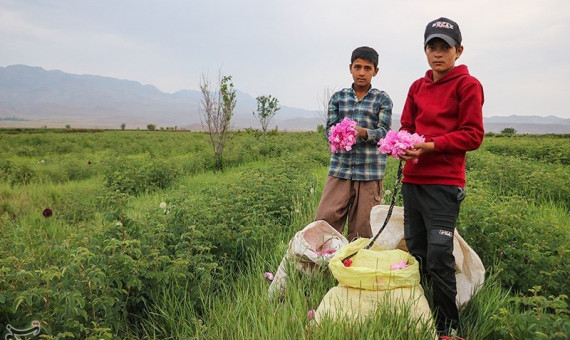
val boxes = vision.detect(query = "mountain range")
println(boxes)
[1,65,569,134]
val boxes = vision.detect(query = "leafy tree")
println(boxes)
[121,123,126,130]
[200,72,237,170]
[253,95,280,137]
[147,124,156,131]
[501,127,517,134]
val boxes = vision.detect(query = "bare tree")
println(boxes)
[253,95,280,137]
[316,87,334,126]
[200,72,236,170]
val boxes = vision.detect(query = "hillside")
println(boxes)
[0,65,568,133]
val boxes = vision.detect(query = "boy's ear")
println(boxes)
[373,67,379,76]
[455,46,464,60]
[348,63,353,72]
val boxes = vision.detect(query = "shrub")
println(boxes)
[103,156,182,196]
[467,150,570,209]
[501,127,517,134]
[459,184,569,297]
[483,135,570,165]
[162,157,318,273]
[491,286,569,339]
[0,160,34,186]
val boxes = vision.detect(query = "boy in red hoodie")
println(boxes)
[398,17,484,339]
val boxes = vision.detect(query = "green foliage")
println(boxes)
[199,73,237,170]
[220,75,236,123]
[0,202,219,338]
[103,155,182,196]
[0,159,34,186]
[253,94,280,137]
[482,134,570,165]
[491,287,569,339]
[1,130,568,338]
[501,127,517,134]
[159,157,318,274]
[467,149,570,209]
[147,124,156,131]
[460,195,568,297]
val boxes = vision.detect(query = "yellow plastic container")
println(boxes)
[328,238,420,290]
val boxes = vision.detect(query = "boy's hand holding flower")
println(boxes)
[354,126,368,139]
[378,130,427,164]
[399,141,435,162]
[329,117,358,153]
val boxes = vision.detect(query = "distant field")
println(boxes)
[0,129,568,339]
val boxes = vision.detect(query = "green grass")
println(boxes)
[0,129,568,339]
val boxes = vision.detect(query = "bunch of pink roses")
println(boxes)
[378,130,425,163]
[328,117,357,153]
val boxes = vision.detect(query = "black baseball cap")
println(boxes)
[424,17,462,46]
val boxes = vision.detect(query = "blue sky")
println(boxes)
[1,0,569,118]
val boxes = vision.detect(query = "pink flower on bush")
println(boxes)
[264,272,274,281]
[378,130,425,163]
[308,309,316,320]
[391,260,409,271]
[329,117,357,153]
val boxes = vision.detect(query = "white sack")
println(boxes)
[268,220,348,298]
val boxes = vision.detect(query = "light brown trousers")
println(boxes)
[315,176,383,241]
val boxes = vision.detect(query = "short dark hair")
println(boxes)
[351,46,379,68]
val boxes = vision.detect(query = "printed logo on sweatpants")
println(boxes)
[438,229,453,238]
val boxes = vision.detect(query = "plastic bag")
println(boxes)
[328,238,420,291]
[268,220,348,298]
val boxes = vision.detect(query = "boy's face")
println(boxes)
[425,38,463,76]
[349,58,378,89]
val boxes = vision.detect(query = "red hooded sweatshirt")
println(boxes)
[400,65,484,187]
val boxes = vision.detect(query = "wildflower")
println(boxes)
[343,259,353,267]
[384,189,392,196]
[310,187,315,194]
[159,202,167,209]
[308,309,316,320]
[42,208,53,218]
[378,130,425,164]
[264,272,274,281]
[116,221,123,226]
[329,117,358,153]
[391,260,409,271]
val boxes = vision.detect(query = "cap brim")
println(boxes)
[424,33,459,46]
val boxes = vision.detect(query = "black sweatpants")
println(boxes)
[402,183,465,333]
